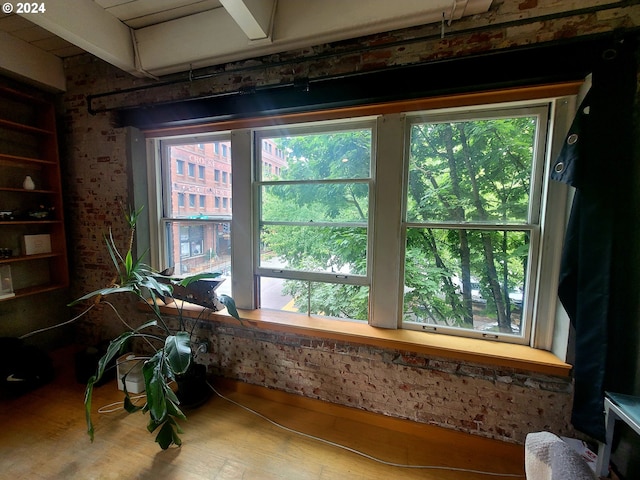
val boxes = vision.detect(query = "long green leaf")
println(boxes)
[175,271,223,287]
[83,320,158,441]
[155,421,176,450]
[166,396,186,421]
[164,332,192,375]
[218,294,240,320]
[83,331,132,441]
[124,394,144,413]
[105,230,125,279]
[142,352,167,422]
[125,250,133,277]
[68,285,138,306]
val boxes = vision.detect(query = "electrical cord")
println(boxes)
[18,304,96,340]
[95,380,524,477]
[206,381,525,478]
[98,394,147,414]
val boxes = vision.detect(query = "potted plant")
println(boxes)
[69,206,240,449]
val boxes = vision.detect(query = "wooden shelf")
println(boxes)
[0,187,57,194]
[0,81,68,303]
[0,153,55,166]
[0,118,54,135]
[0,283,69,302]
[0,219,61,225]
[0,85,49,105]
[0,253,63,264]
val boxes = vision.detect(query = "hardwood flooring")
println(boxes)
[0,347,525,479]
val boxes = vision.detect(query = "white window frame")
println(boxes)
[396,104,548,344]
[148,134,232,270]
[145,94,575,349]
[251,120,375,316]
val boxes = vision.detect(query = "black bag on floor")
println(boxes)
[0,337,54,396]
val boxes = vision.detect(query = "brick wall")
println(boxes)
[61,0,640,444]
[191,320,574,443]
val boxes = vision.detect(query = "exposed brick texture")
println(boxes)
[60,0,640,444]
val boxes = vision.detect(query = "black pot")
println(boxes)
[176,362,211,409]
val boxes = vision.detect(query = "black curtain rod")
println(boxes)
[114,31,638,131]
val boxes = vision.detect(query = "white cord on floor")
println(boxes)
[98,394,147,414]
[206,382,525,478]
[96,382,524,477]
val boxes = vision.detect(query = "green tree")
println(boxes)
[406,117,535,333]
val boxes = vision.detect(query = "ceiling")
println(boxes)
[0,0,493,92]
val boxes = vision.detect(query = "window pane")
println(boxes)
[260,129,371,181]
[259,278,369,321]
[260,225,367,275]
[403,228,528,336]
[165,220,231,279]
[261,183,368,223]
[168,143,231,218]
[406,116,537,224]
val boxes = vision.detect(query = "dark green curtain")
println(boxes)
[551,36,638,442]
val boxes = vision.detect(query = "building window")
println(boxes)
[188,194,196,208]
[176,160,184,175]
[199,195,206,208]
[188,163,195,177]
[198,165,205,179]
[222,171,228,184]
[180,226,202,256]
[149,94,572,347]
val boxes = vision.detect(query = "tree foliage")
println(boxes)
[405,117,536,333]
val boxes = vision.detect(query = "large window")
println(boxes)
[148,95,572,346]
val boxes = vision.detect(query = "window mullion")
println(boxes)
[369,113,405,328]
[230,129,255,309]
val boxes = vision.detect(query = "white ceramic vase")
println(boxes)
[23,175,35,190]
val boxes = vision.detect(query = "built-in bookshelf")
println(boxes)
[0,85,68,301]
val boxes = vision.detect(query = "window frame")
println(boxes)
[252,120,376,314]
[152,134,232,268]
[144,89,576,350]
[398,105,551,344]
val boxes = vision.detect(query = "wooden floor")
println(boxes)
[0,347,525,480]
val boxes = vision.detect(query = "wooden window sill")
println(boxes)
[149,301,572,377]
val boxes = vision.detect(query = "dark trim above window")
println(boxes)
[116,33,635,130]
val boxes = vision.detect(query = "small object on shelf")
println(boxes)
[0,264,15,299]
[0,211,15,221]
[23,234,51,255]
[22,175,35,190]
[27,205,55,220]
[0,248,12,259]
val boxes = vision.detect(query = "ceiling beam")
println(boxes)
[219,0,276,40]
[0,30,66,92]
[134,0,494,77]
[18,0,142,77]
[10,0,494,80]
